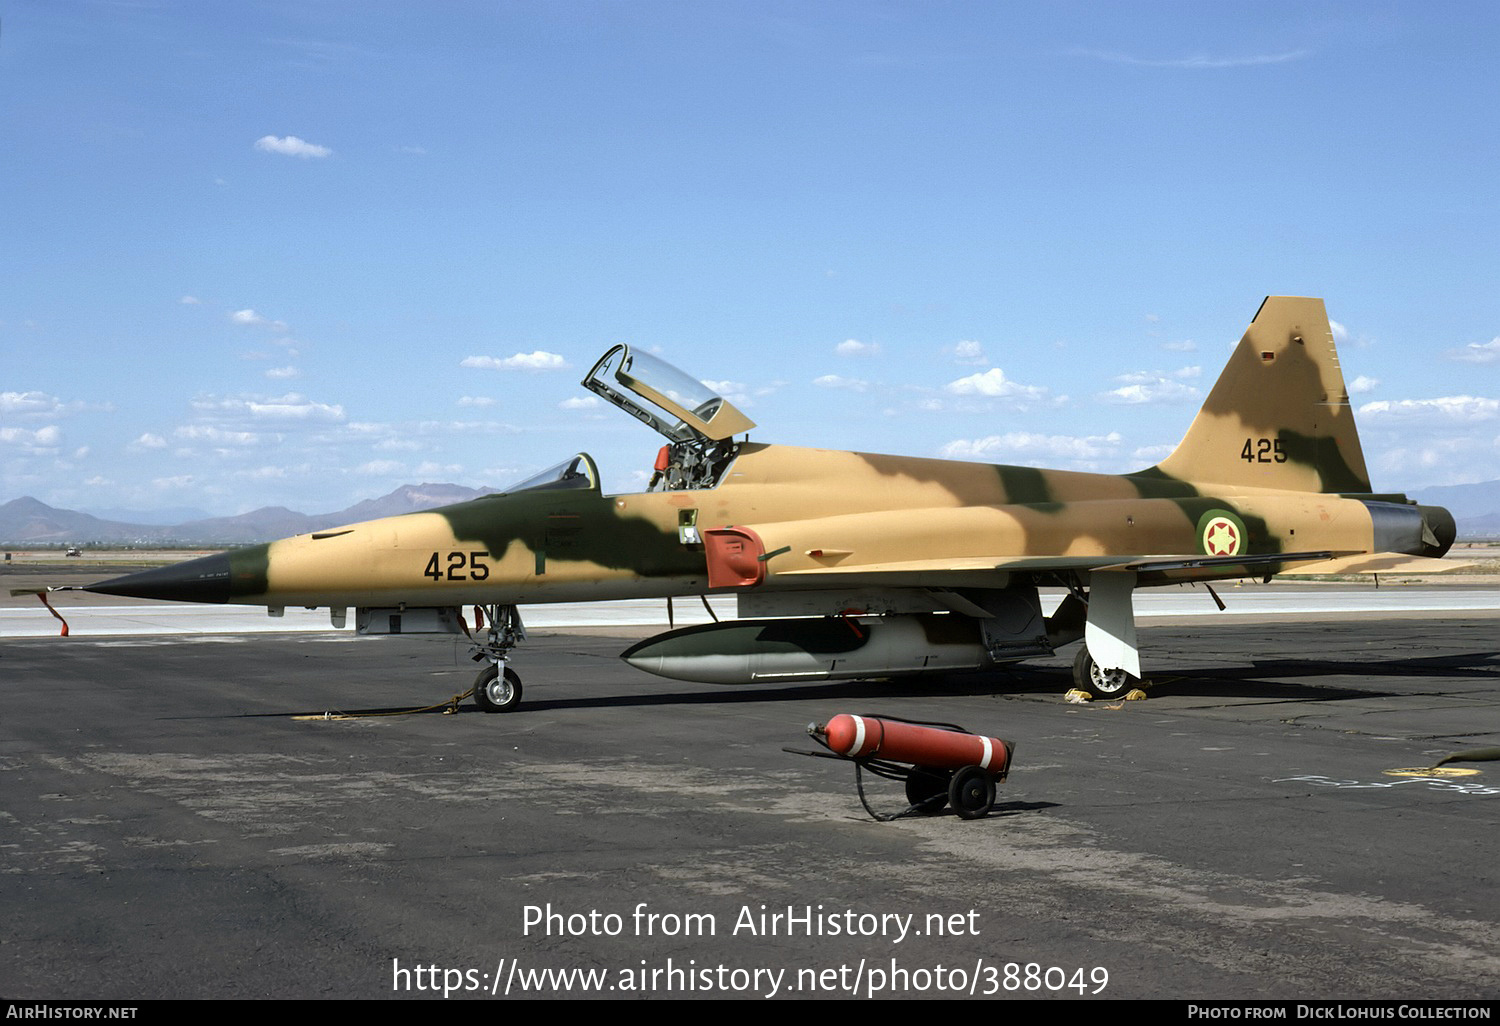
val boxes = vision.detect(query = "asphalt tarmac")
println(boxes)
[3,612,1499,1001]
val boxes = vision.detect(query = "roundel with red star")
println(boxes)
[1196,510,1248,557]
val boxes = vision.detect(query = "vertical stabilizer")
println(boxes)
[1148,296,1371,494]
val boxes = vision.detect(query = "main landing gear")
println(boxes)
[1065,569,1142,699]
[1071,645,1140,699]
[469,604,526,713]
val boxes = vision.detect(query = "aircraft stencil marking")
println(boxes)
[1275,775,1500,798]
[1240,438,1288,464]
[424,552,492,582]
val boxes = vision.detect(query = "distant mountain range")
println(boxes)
[1411,480,1500,539]
[4,478,1498,546]
[1,484,499,546]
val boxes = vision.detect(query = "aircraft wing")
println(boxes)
[760,549,1472,587]
[763,549,1359,588]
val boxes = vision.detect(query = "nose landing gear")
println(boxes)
[469,604,527,713]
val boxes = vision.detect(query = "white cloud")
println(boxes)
[192,393,345,422]
[459,396,497,407]
[151,475,195,491]
[699,379,744,395]
[699,379,756,406]
[813,374,869,392]
[941,431,1123,462]
[0,425,61,451]
[558,395,600,410]
[1448,338,1500,364]
[1131,444,1176,465]
[131,433,168,450]
[250,395,343,420]
[414,419,521,435]
[1329,319,1373,348]
[175,426,260,446]
[1348,375,1380,394]
[1077,49,1311,69]
[1161,339,1197,352]
[1370,434,1500,487]
[1358,396,1499,422]
[951,339,986,365]
[944,368,1048,401]
[836,338,879,357]
[461,351,569,371]
[254,135,333,159]
[1101,371,1201,405]
[265,366,300,379]
[504,351,569,370]
[1,390,76,418]
[230,309,265,326]
[179,295,200,305]
[1105,382,1199,404]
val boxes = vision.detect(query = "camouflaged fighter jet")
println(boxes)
[84,297,1459,710]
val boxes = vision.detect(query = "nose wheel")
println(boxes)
[473,664,523,713]
[469,604,527,713]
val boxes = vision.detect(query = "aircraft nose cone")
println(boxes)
[86,552,234,603]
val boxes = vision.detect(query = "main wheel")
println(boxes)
[1072,645,1137,699]
[903,766,952,815]
[947,765,995,820]
[473,665,523,713]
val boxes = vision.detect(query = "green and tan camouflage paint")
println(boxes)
[207,298,1448,611]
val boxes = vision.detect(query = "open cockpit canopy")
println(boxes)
[582,344,755,444]
[581,344,754,490]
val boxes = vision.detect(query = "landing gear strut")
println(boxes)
[1071,568,1142,699]
[473,664,523,713]
[470,604,527,713]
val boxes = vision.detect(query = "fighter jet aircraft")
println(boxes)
[85,297,1459,709]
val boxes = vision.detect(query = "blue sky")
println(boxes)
[3,1,1497,517]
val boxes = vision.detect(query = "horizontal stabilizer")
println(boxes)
[1279,553,1472,575]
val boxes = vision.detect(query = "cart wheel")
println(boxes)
[904,766,951,814]
[947,765,995,820]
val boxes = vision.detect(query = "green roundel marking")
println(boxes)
[1196,509,1247,557]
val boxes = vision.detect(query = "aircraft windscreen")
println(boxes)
[503,454,598,494]
[620,349,723,420]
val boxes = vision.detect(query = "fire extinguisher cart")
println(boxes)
[790,714,1016,822]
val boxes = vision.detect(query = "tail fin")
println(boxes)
[1148,296,1372,494]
